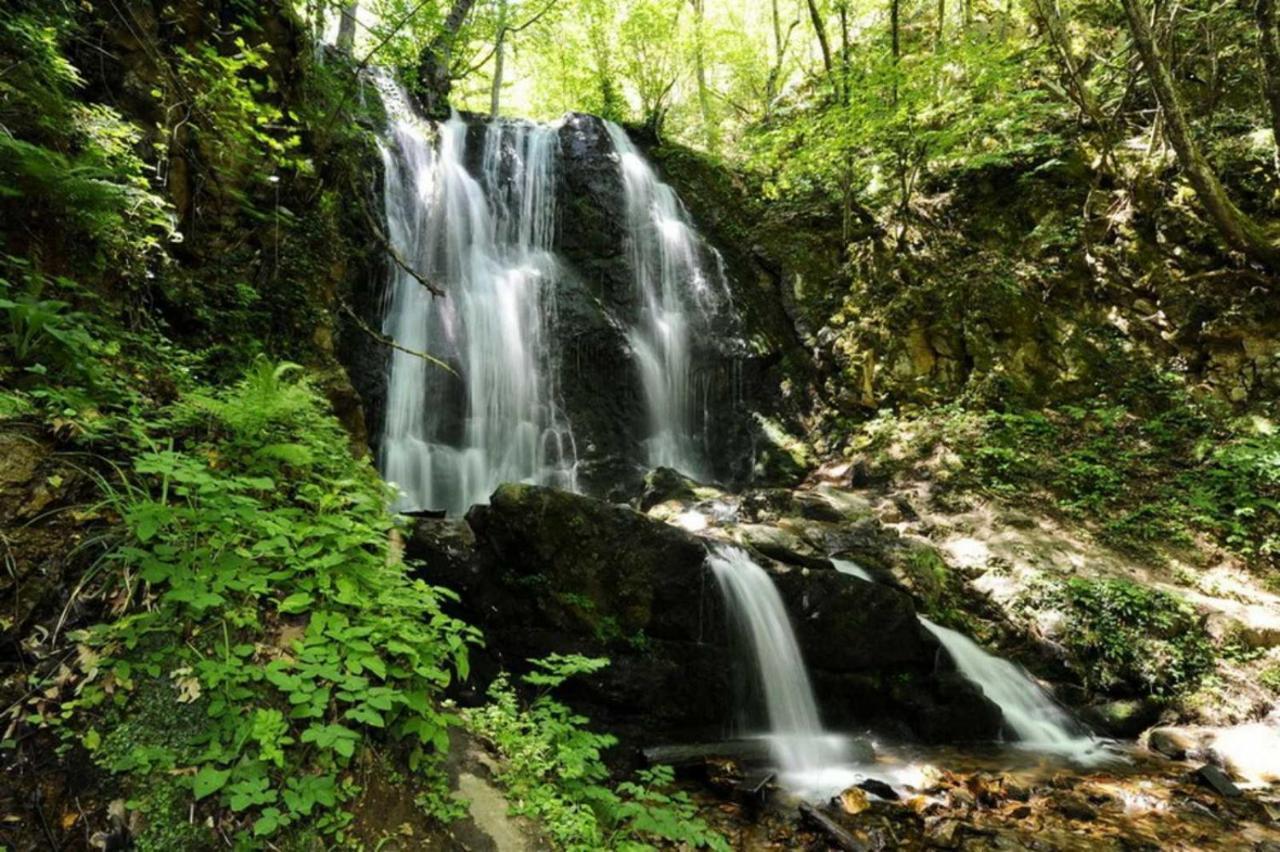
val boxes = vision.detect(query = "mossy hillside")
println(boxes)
[843,389,1280,570]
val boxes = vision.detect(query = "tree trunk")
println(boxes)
[310,0,327,47]
[418,0,479,117]
[489,0,507,118]
[1257,0,1280,159]
[890,0,901,105]
[936,0,944,52]
[690,0,720,152]
[336,2,358,52]
[765,0,796,119]
[1122,0,1280,267]
[806,0,837,98]
[838,0,850,104]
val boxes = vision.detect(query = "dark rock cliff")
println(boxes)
[408,483,1002,747]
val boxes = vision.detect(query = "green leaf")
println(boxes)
[192,766,230,800]
[278,592,312,614]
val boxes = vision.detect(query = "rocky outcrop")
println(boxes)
[409,483,1002,746]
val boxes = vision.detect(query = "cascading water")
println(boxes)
[708,547,850,791]
[833,558,1097,757]
[375,78,576,514]
[920,618,1098,756]
[604,122,727,479]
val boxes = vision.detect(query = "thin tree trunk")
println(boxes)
[1257,0,1280,159]
[336,2,359,52]
[806,0,837,97]
[489,0,507,118]
[838,0,850,104]
[418,0,479,116]
[1122,0,1280,267]
[838,0,853,244]
[890,0,901,105]
[311,1,327,46]
[765,0,797,119]
[936,0,945,52]
[691,0,719,152]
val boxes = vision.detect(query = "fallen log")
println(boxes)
[798,802,869,852]
[640,740,772,769]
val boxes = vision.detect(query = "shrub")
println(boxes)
[465,654,729,852]
[37,361,479,845]
[1056,578,1214,698]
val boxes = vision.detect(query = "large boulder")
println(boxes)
[410,483,1003,746]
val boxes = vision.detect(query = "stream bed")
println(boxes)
[689,739,1280,849]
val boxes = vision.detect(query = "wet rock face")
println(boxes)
[410,483,1002,746]
[552,114,760,491]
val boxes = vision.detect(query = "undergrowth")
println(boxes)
[849,375,1280,568]
[27,360,479,845]
[1053,578,1214,698]
[465,654,729,852]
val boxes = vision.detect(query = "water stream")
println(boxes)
[375,79,577,513]
[708,546,851,792]
[605,122,726,479]
[831,556,1097,757]
[920,618,1097,756]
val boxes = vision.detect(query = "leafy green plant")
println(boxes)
[35,361,479,844]
[1260,665,1280,695]
[466,654,728,852]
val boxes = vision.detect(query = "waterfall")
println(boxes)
[604,122,726,479]
[708,547,850,787]
[920,618,1096,754]
[374,78,577,514]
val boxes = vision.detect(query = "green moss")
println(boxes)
[1261,665,1280,694]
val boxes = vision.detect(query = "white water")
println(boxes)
[833,558,1098,757]
[604,122,726,479]
[375,79,576,513]
[920,618,1097,756]
[708,547,851,791]
[831,557,873,581]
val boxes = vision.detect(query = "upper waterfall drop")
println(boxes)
[604,122,728,480]
[374,78,577,514]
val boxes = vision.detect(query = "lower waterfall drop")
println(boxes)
[920,618,1099,757]
[708,546,852,793]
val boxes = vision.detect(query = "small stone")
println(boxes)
[839,787,870,815]
[1004,782,1030,802]
[1009,805,1031,820]
[1149,727,1197,760]
[857,778,900,801]
[1057,794,1097,821]
[949,787,975,809]
[925,817,961,848]
[1195,764,1242,798]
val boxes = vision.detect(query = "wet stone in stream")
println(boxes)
[689,747,1280,850]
